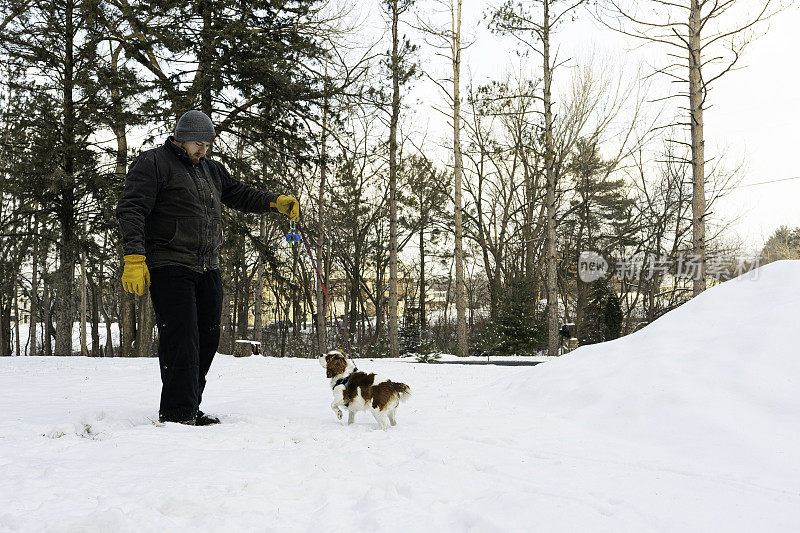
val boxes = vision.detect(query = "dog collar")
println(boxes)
[333,367,357,389]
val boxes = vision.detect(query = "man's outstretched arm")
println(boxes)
[216,162,299,221]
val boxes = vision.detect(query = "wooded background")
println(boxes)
[0,0,792,358]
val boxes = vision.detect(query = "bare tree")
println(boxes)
[490,0,590,356]
[382,0,417,358]
[462,77,533,320]
[598,0,789,295]
[450,0,469,357]
[416,0,470,356]
[316,55,331,354]
[761,226,800,263]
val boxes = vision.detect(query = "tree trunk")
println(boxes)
[42,251,53,357]
[689,0,706,295]
[231,271,240,350]
[0,298,10,356]
[292,246,301,338]
[316,58,329,354]
[542,0,560,357]
[98,289,115,357]
[91,281,101,357]
[236,266,249,341]
[374,255,386,345]
[54,0,77,356]
[388,0,401,359]
[419,211,426,334]
[110,43,132,357]
[29,212,39,355]
[473,154,498,320]
[80,248,88,356]
[350,243,360,347]
[255,215,265,345]
[94,230,108,356]
[452,0,468,357]
[54,233,77,355]
[105,315,114,357]
[279,290,288,357]
[198,0,213,116]
[444,262,453,334]
[220,282,232,354]
[14,290,20,357]
[135,293,154,357]
[523,152,535,286]
[359,284,369,342]
[120,291,136,357]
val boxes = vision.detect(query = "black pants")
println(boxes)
[149,265,222,422]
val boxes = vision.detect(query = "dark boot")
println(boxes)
[158,413,197,425]
[195,411,221,426]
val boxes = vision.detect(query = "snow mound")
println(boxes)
[489,260,800,474]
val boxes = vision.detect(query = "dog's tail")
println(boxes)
[391,382,411,402]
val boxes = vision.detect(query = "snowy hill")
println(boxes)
[494,259,800,469]
[1,261,799,531]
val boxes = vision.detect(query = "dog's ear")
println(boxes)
[326,355,347,378]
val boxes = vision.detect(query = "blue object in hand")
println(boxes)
[286,221,301,244]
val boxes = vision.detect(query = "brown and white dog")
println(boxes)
[318,350,411,430]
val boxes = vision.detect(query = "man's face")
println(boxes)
[177,141,211,163]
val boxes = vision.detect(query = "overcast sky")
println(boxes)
[393,1,800,252]
[702,6,800,250]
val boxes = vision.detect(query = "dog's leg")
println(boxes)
[388,408,397,426]
[371,410,388,431]
[331,387,345,420]
[347,410,356,425]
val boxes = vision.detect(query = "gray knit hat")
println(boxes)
[174,110,216,143]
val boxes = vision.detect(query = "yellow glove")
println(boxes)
[121,254,151,296]
[272,195,300,222]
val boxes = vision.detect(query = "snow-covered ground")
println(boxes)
[1,261,799,531]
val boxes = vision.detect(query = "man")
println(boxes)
[116,110,299,425]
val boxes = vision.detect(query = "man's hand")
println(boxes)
[273,195,300,222]
[121,254,150,296]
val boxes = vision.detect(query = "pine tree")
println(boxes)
[562,138,635,343]
[603,290,622,342]
[108,0,326,171]
[580,278,622,346]
[479,276,547,357]
[1,0,106,355]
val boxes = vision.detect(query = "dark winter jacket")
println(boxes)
[116,137,280,272]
